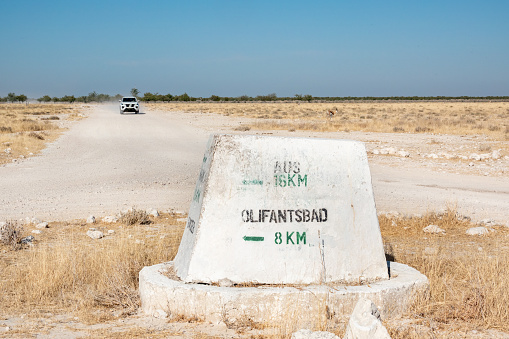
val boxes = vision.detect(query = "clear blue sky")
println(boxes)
[1,0,508,98]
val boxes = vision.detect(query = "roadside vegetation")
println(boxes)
[147,101,509,141]
[1,209,508,337]
[0,103,84,165]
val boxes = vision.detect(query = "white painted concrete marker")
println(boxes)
[174,134,389,285]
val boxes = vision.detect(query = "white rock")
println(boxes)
[380,147,396,155]
[491,150,501,160]
[107,230,115,235]
[428,153,438,159]
[397,150,410,157]
[86,230,104,239]
[479,153,491,161]
[102,216,118,223]
[218,278,234,287]
[466,227,490,236]
[36,222,49,229]
[292,329,340,339]
[4,148,11,154]
[469,153,481,161]
[87,215,96,224]
[146,208,159,217]
[468,162,475,167]
[343,298,391,339]
[480,219,496,226]
[423,224,445,234]
[372,149,380,155]
[32,230,43,234]
[153,309,167,319]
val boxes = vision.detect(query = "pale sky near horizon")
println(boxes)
[1,0,508,98]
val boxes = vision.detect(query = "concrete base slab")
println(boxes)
[140,261,428,327]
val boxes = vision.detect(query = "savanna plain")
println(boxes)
[1,101,509,338]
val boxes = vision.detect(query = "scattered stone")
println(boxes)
[380,147,397,155]
[480,219,496,226]
[36,222,49,229]
[423,225,445,234]
[25,217,41,225]
[343,298,391,339]
[469,153,481,161]
[32,230,43,234]
[153,309,167,319]
[21,235,35,244]
[218,278,234,287]
[107,230,115,235]
[491,150,501,160]
[397,150,410,157]
[466,227,490,236]
[427,153,438,159]
[86,230,104,239]
[146,208,159,217]
[292,329,340,339]
[135,239,144,244]
[479,153,491,161]
[468,162,475,167]
[102,216,118,223]
[86,215,96,224]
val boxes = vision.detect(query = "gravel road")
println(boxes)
[1,104,507,225]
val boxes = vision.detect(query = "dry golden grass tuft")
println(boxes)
[380,208,509,337]
[147,101,509,140]
[119,208,151,226]
[0,103,85,165]
[0,212,186,317]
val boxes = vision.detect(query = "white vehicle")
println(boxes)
[119,96,140,114]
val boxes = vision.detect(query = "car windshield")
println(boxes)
[122,97,136,102]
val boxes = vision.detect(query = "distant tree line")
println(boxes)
[139,92,509,102]
[0,93,28,103]
[2,90,509,103]
[35,92,123,103]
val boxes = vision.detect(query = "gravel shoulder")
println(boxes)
[0,103,507,226]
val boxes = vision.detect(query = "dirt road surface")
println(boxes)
[0,104,507,225]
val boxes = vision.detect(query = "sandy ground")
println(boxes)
[0,103,507,225]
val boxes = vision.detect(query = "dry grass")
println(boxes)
[0,212,186,317]
[2,208,509,337]
[147,101,509,140]
[380,208,509,337]
[0,103,85,165]
[119,208,151,226]
[0,220,25,250]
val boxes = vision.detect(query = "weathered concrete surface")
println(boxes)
[174,134,388,285]
[139,261,428,326]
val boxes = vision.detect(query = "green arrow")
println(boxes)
[243,236,264,242]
